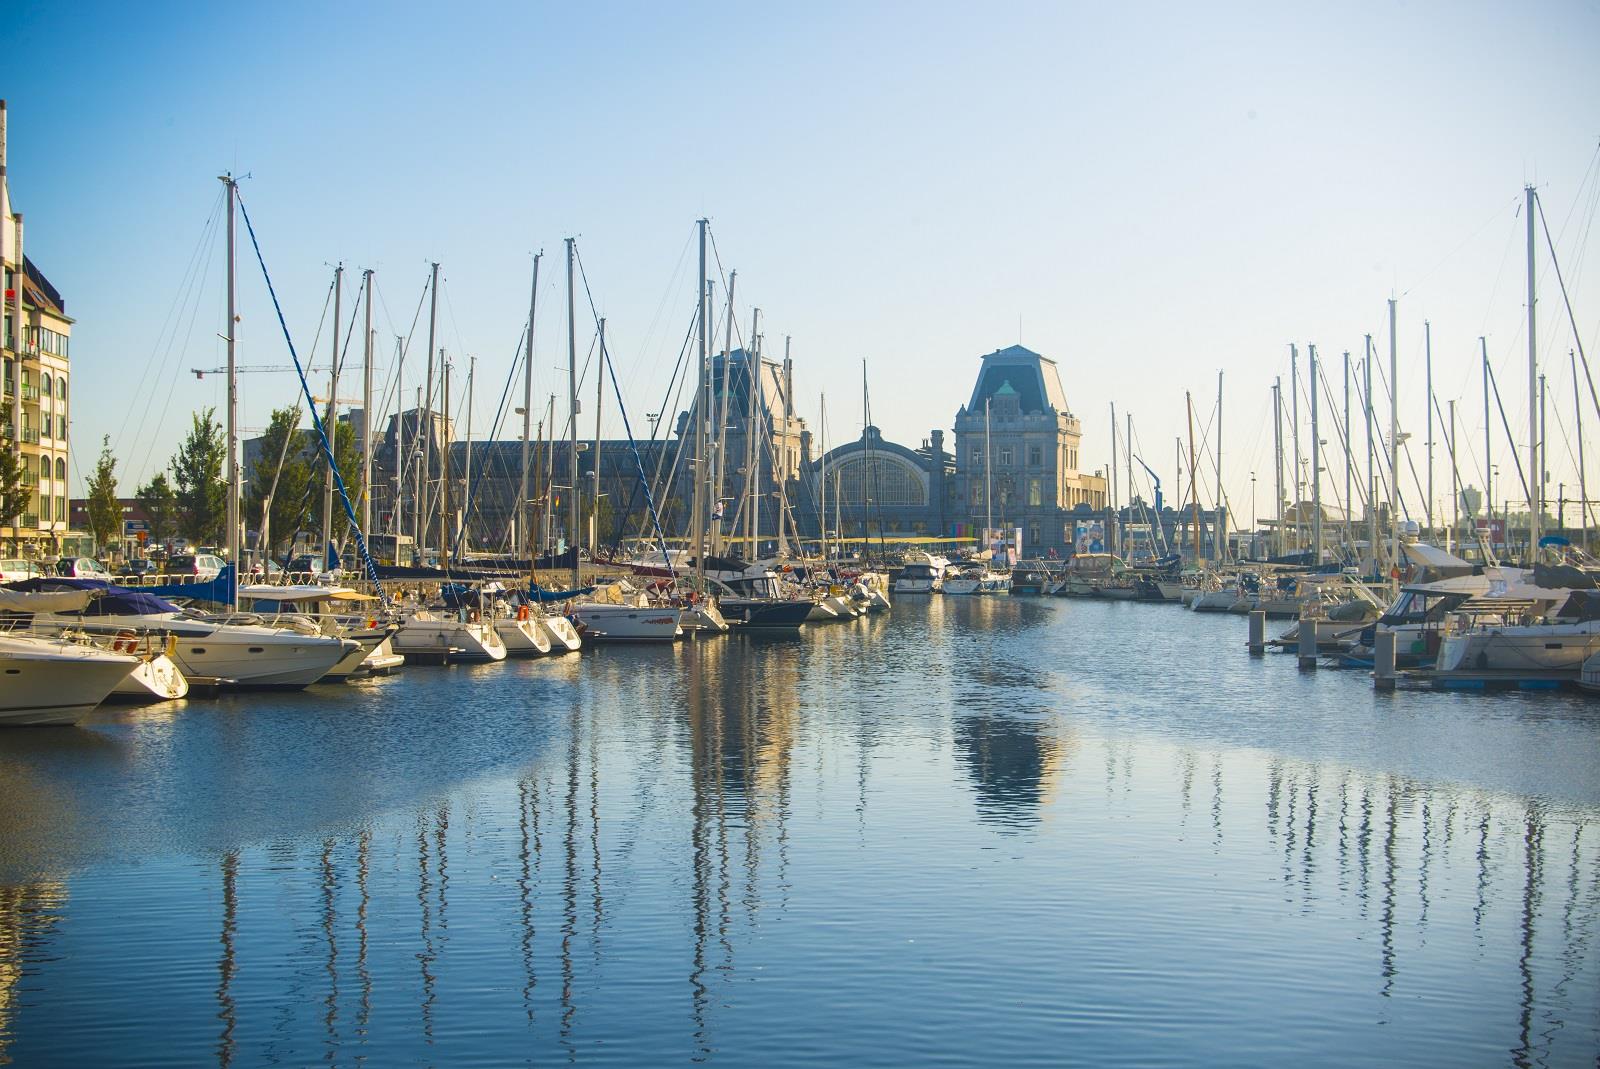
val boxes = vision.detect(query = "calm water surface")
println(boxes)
[0,597,1597,1067]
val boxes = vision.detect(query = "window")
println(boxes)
[1029,523,1040,547]
[55,458,65,480]
[39,495,50,522]
[1028,445,1042,467]
[56,377,66,400]
[1029,478,1042,506]
[970,446,982,466]
[833,454,927,508]
[970,484,983,506]
[57,415,66,439]
[41,373,51,397]
[998,447,1013,466]
[55,496,64,524]
[40,456,50,480]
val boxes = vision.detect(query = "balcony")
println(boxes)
[21,470,37,487]
[20,427,39,444]
[20,514,37,529]
[20,342,41,361]
[19,383,39,402]
[2,378,10,395]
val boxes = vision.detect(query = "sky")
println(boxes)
[6,0,1600,528]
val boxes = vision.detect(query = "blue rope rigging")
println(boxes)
[234,190,386,604]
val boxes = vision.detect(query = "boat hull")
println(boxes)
[0,637,139,726]
[496,617,553,655]
[393,619,508,663]
[570,604,682,642]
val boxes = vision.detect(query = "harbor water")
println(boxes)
[1,597,1597,1066]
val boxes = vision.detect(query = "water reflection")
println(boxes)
[0,600,1593,1066]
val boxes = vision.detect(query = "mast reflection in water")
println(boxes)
[0,599,1593,1066]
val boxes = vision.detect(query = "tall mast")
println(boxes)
[463,354,474,554]
[818,393,827,562]
[322,265,342,566]
[593,317,605,557]
[393,336,404,544]
[1388,299,1399,589]
[1272,379,1283,558]
[421,262,439,559]
[1482,337,1493,548]
[1126,410,1133,554]
[713,270,736,557]
[1449,399,1460,552]
[1365,337,1377,577]
[361,270,374,541]
[1186,392,1201,564]
[1540,372,1548,541]
[1343,351,1352,552]
[1290,345,1301,553]
[1575,351,1589,549]
[412,386,422,557]
[1425,320,1433,536]
[1526,184,1540,555]
[1109,402,1118,556]
[984,397,993,541]
[518,253,540,559]
[692,221,707,585]
[746,310,763,556]
[220,173,239,606]
[441,354,451,566]
[1310,345,1321,563]
[1215,370,1224,564]
[566,237,580,590]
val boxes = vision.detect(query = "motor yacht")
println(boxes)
[0,631,141,726]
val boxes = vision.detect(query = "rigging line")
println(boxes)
[1484,360,1534,509]
[372,273,431,453]
[131,199,227,483]
[1399,195,1522,300]
[119,186,225,452]
[450,324,529,554]
[1536,192,1600,430]
[629,304,701,545]
[234,190,384,603]
[572,242,676,569]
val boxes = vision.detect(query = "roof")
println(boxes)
[22,256,66,317]
[964,345,1069,415]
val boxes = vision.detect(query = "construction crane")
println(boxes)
[191,365,297,379]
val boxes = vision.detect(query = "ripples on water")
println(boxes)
[0,598,1596,1066]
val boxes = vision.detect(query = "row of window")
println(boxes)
[968,444,1060,469]
[36,371,68,400]
[19,415,67,440]
[38,456,67,481]
[34,493,67,525]
[35,328,69,357]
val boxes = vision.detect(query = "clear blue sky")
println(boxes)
[7,1,1600,525]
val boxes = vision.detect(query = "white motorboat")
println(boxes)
[27,585,357,689]
[1437,618,1600,675]
[943,563,1011,595]
[235,583,404,681]
[393,610,508,663]
[0,632,140,726]
[892,554,948,594]
[569,583,683,642]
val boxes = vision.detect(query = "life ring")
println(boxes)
[112,629,138,655]
[517,604,530,622]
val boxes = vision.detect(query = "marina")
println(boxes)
[0,596,1596,1066]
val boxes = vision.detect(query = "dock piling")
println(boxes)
[1248,610,1266,656]
[1374,630,1397,691]
[1296,616,1318,670]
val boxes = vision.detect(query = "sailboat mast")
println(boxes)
[1482,337,1493,546]
[1449,399,1460,552]
[464,355,474,554]
[1290,345,1300,553]
[1186,392,1201,564]
[518,253,540,559]
[818,393,827,562]
[1575,351,1589,549]
[1109,402,1118,557]
[1388,299,1399,589]
[691,221,707,585]
[1425,320,1433,536]
[1365,336,1376,577]
[421,263,439,560]
[362,270,374,541]
[1526,184,1540,554]
[983,397,993,544]
[1215,370,1224,564]
[1272,379,1283,558]
[593,318,605,558]
[393,337,404,544]
[1343,350,1351,551]
[220,173,239,606]
[322,265,342,565]
[714,271,736,557]
[566,237,581,591]
[1310,346,1321,563]
[441,354,452,566]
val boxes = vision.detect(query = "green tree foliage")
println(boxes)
[85,435,122,552]
[135,471,178,547]
[172,408,226,546]
[310,420,362,543]
[0,404,28,553]
[246,406,313,557]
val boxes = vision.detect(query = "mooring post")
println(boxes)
[1297,614,1318,670]
[1248,609,1266,656]
[1374,629,1398,691]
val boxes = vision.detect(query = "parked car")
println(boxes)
[122,558,157,577]
[165,553,226,579]
[55,557,111,579]
[0,558,47,582]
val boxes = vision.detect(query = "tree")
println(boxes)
[136,472,178,547]
[246,406,313,557]
[172,408,226,546]
[86,436,122,554]
[0,404,28,555]
[310,420,362,544]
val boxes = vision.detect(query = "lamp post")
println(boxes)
[1250,472,1257,559]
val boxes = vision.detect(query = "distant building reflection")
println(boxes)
[952,713,1069,827]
